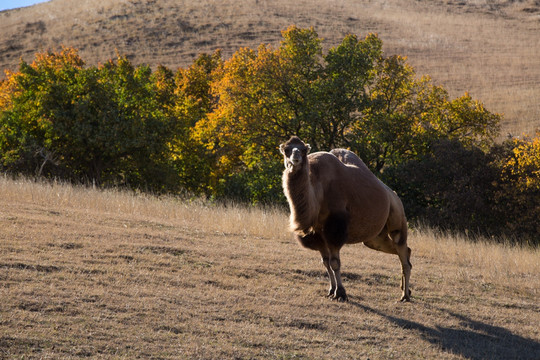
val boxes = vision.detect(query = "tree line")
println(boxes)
[0,27,538,244]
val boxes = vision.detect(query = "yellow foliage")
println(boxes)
[506,131,540,190]
[0,47,85,112]
[0,70,19,110]
[31,46,85,71]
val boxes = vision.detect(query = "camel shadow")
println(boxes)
[349,301,540,360]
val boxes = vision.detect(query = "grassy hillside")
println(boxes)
[1,176,539,358]
[0,0,539,136]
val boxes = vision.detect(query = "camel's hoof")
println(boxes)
[399,290,412,302]
[326,287,336,298]
[332,287,348,302]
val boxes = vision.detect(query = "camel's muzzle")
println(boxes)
[290,148,303,166]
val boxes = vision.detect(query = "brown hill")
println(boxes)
[1,0,539,136]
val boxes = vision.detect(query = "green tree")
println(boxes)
[316,33,381,149]
[0,48,178,192]
[95,55,177,190]
[382,139,500,234]
[0,48,85,176]
[349,55,501,172]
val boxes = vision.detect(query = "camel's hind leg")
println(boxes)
[366,229,412,302]
[389,229,412,302]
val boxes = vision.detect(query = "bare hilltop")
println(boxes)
[1,0,539,135]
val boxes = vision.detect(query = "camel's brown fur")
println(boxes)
[280,136,412,302]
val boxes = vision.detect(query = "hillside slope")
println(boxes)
[0,177,539,358]
[1,0,539,135]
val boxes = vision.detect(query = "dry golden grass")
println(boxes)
[1,0,539,136]
[1,176,539,359]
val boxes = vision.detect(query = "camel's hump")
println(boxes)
[329,148,372,172]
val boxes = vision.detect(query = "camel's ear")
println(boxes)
[279,143,286,155]
[306,144,311,154]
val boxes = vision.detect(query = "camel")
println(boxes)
[279,136,412,302]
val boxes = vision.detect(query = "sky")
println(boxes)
[0,0,50,12]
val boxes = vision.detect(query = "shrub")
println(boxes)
[383,138,539,245]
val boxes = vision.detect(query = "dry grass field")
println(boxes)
[1,176,539,359]
[0,0,539,136]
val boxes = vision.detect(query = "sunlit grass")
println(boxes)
[1,175,539,358]
[2,175,537,292]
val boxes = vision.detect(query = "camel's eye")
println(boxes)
[284,148,293,157]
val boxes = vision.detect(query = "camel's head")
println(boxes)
[279,136,311,170]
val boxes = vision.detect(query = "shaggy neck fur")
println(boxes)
[283,161,319,235]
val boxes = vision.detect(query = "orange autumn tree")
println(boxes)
[171,51,222,195]
[194,28,317,200]
[194,26,500,202]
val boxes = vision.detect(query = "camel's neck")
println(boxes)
[283,164,318,234]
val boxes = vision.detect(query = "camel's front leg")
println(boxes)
[322,212,349,301]
[329,254,347,301]
[321,248,347,301]
[321,252,336,297]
